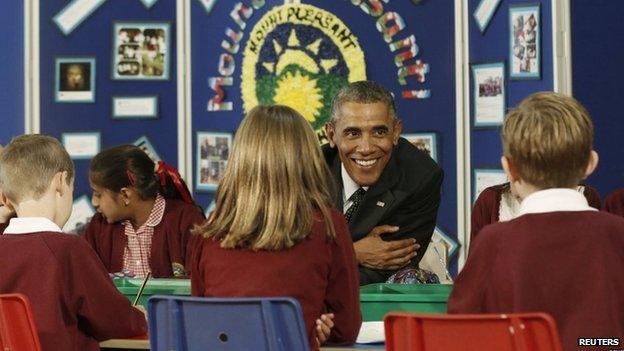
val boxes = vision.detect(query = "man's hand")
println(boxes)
[315,313,335,346]
[353,225,419,270]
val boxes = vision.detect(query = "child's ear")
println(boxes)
[0,192,15,211]
[56,171,71,196]
[119,187,132,206]
[501,156,519,182]
[52,171,64,195]
[584,150,599,178]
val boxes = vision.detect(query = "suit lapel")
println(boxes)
[350,190,396,241]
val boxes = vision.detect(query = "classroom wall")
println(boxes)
[571,0,624,199]
[0,0,24,144]
[0,0,577,270]
[38,0,180,204]
[190,0,460,271]
[467,0,554,216]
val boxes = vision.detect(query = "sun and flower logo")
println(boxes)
[241,4,366,135]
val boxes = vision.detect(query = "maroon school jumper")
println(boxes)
[604,188,624,217]
[449,211,624,351]
[84,199,205,277]
[0,232,146,351]
[190,209,361,350]
[470,184,602,241]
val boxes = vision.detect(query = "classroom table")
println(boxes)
[99,337,384,350]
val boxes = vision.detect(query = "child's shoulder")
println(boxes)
[39,232,92,251]
[164,198,204,216]
[482,210,624,241]
[478,183,510,200]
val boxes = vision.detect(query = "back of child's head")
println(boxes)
[502,91,593,189]
[0,134,74,203]
[197,104,336,250]
[89,145,194,204]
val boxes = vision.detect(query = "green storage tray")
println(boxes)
[114,278,191,307]
[359,283,452,321]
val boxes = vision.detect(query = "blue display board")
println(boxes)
[190,1,459,270]
[571,1,624,199]
[38,0,179,200]
[0,0,24,144]
[468,0,553,201]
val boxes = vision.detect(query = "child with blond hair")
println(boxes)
[190,105,361,350]
[0,135,146,350]
[449,92,624,351]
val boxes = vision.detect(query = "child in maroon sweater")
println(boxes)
[0,135,146,351]
[449,92,624,351]
[190,105,361,350]
[85,145,204,278]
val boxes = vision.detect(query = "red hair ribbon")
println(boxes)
[126,170,136,186]
[155,161,193,204]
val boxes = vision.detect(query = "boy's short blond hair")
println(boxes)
[502,92,593,189]
[0,134,74,203]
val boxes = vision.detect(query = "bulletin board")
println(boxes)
[38,0,179,203]
[0,1,24,144]
[468,0,554,206]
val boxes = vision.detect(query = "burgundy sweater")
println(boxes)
[604,188,624,217]
[190,209,361,350]
[471,184,601,241]
[84,199,205,277]
[0,232,147,351]
[449,211,624,351]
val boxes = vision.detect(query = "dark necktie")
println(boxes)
[344,188,366,223]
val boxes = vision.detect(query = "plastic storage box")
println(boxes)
[114,278,191,307]
[359,283,452,321]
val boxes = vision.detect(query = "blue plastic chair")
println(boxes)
[147,295,310,351]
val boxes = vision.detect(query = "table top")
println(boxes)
[99,338,384,350]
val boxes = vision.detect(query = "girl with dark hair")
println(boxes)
[85,145,204,278]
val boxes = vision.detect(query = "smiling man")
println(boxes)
[323,81,443,285]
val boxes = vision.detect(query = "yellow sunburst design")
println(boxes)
[241,4,366,115]
[273,71,323,123]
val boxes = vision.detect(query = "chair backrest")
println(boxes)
[0,294,42,351]
[384,312,562,351]
[147,295,310,351]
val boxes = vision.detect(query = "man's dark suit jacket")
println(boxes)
[323,137,443,285]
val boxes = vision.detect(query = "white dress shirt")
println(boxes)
[3,217,63,234]
[519,188,597,215]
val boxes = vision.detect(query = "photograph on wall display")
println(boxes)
[509,3,540,79]
[402,133,438,162]
[196,132,232,191]
[132,135,161,163]
[472,62,506,127]
[55,57,95,102]
[113,22,170,80]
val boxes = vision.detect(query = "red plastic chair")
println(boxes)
[384,312,562,351]
[0,294,42,351]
